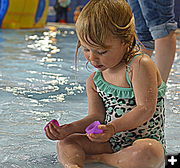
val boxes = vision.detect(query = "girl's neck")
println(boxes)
[105,61,126,74]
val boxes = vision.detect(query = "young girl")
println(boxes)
[45,0,166,167]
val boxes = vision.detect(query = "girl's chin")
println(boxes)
[96,66,107,71]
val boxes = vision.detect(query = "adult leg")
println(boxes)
[138,0,177,83]
[127,0,154,57]
[86,138,165,168]
[57,134,113,168]
[155,31,176,83]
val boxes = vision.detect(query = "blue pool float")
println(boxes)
[35,0,46,23]
[0,0,9,27]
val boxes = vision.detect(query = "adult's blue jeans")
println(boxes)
[127,0,177,50]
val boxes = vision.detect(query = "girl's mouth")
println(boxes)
[93,64,103,69]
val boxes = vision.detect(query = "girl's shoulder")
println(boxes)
[86,72,97,91]
[130,53,157,71]
[130,53,163,87]
[130,53,152,64]
[87,72,96,81]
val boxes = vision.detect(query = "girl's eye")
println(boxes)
[97,51,107,55]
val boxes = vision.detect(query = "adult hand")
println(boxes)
[87,124,115,142]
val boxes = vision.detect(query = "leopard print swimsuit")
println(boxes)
[93,56,166,152]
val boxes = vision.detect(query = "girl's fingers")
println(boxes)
[90,132,106,139]
[51,122,61,130]
[98,125,106,130]
[98,125,111,132]
[87,135,100,142]
[49,123,60,138]
[87,133,109,142]
[45,126,57,140]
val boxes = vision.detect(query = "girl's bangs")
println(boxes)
[76,17,108,49]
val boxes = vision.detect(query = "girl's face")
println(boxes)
[80,36,127,71]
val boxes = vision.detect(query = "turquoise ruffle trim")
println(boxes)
[93,71,167,99]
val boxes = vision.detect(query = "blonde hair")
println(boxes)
[75,0,139,65]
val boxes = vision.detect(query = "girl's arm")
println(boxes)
[110,55,161,133]
[66,72,106,133]
[45,73,105,140]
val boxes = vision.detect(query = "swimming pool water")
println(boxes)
[0,27,179,168]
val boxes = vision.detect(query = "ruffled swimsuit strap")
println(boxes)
[125,54,143,88]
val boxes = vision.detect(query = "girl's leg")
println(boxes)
[57,133,113,168]
[86,138,165,168]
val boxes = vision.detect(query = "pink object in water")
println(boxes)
[44,119,60,131]
[85,121,103,134]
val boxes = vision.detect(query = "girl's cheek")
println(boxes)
[84,52,89,60]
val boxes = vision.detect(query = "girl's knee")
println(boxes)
[133,139,164,156]
[132,139,164,167]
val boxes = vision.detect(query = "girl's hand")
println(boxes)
[87,124,115,142]
[45,123,72,140]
